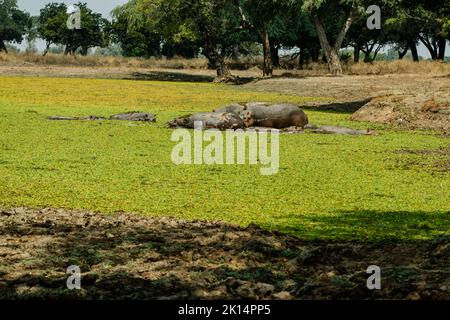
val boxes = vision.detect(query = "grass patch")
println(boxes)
[0,76,448,241]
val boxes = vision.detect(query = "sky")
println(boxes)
[17,0,128,18]
[13,0,449,58]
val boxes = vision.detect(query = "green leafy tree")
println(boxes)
[400,0,449,60]
[111,3,163,58]
[303,0,365,75]
[38,2,110,56]
[384,15,421,61]
[37,2,67,56]
[280,8,321,68]
[62,3,111,55]
[113,0,248,81]
[347,12,391,63]
[0,0,31,53]
[232,0,292,77]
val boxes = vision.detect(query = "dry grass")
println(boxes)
[349,60,450,75]
[0,52,209,69]
[1,52,449,76]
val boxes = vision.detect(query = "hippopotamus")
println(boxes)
[213,103,246,115]
[168,112,244,130]
[48,112,156,123]
[109,112,156,122]
[48,115,106,121]
[240,103,309,129]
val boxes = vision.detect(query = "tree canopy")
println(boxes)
[0,0,31,53]
[2,0,448,77]
[38,2,110,56]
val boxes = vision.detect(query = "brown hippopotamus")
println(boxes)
[168,112,244,130]
[240,103,309,129]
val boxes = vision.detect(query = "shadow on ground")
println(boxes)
[127,71,215,83]
[0,207,448,300]
[271,210,450,242]
[126,71,255,84]
[301,99,372,113]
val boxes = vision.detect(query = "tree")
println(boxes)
[62,3,111,55]
[113,0,247,81]
[111,3,163,58]
[37,2,67,56]
[443,19,450,40]
[347,11,391,63]
[177,0,245,80]
[0,0,31,53]
[303,0,363,75]
[232,0,290,77]
[384,15,421,62]
[38,2,110,56]
[400,0,450,60]
[284,9,321,67]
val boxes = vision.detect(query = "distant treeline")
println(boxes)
[0,0,449,78]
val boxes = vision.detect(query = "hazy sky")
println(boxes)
[17,0,128,18]
[14,0,449,58]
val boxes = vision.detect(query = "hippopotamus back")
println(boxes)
[213,104,245,115]
[243,103,309,129]
[110,112,156,122]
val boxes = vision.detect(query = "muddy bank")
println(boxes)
[352,93,450,131]
[0,207,448,300]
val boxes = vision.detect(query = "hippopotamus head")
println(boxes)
[240,110,255,127]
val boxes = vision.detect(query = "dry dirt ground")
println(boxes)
[1,65,449,130]
[0,207,449,300]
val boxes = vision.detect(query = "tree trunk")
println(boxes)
[299,47,305,69]
[419,35,438,60]
[363,51,371,63]
[261,31,273,77]
[398,46,408,60]
[270,41,280,68]
[199,23,234,82]
[42,42,50,57]
[0,41,7,53]
[362,43,377,62]
[354,47,360,63]
[313,16,342,75]
[372,45,382,61]
[312,9,355,75]
[215,55,232,79]
[80,47,89,56]
[203,46,234,82]
[437,36,446,61]
[409,40,419,62]
[310,47,320,62]
[313,7,358,75]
